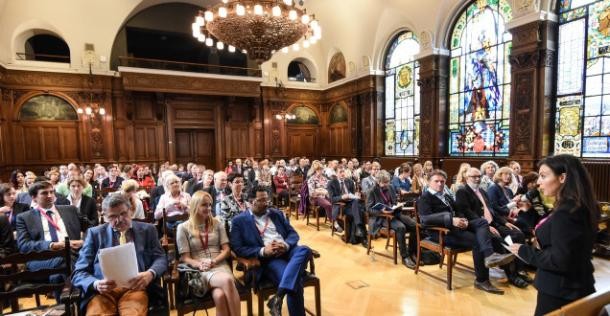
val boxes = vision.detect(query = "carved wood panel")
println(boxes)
[287,127,317,158]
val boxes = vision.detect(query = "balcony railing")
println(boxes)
[118,56,262,77]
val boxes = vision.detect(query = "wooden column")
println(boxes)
[508,20,556,171]
[417,54,449,164]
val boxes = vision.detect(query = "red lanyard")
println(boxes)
[38,208,61,232]
[198,224,209,250]
[380,189,390,205]
[255,216,270,237]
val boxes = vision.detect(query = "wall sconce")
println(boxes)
[77,104,106,116]
[275,111,296,121]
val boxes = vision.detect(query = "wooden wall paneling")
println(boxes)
[194,130,215,168]
[214,101,224,170]
[584,161,610,202]
[60,126,79,160]
[286,125,317,158]
[22,126,41,161]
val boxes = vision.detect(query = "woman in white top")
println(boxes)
[154,174,191,220]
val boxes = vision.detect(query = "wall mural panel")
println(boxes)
[19,95,78,121]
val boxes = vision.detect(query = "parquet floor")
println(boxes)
[11,217,610,316]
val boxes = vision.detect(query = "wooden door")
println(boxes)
[286,126,317,157]
[174,129,215,167]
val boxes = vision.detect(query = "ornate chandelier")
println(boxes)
[191,0,322,64]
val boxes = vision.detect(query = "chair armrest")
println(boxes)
[60,285,81,304]
[427,226,450,234]
[310,249,320,258]
[236,257,261,271]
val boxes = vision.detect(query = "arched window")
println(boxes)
[384,31,420,156]
[288,60,313,82]
[554,0,610,158]
[448,0,512,156]
[24,34,70,63]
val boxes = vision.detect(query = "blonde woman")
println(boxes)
[411,163,427,194]
[176,191,240,316]
[120,179,146,220]
[423,160,434,179]
[450,163,471,193]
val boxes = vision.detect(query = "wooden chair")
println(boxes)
[331,202,349,243]
[366,212,398,264]
[160,208,190,310]
[237,250,322,316]
[306,197,329,231]
[287,175,304,220]
[546,288,610,316]
[0,237,78,315]
[413,204,472,290]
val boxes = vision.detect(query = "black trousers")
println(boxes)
[535,292,572,316]
[432,217,494,282]
[491,224,526,277]
[390,214,417,259]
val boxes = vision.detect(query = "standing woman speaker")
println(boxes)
[508,155,599,316]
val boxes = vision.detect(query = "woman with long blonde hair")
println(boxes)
[450,163,471,193]
[411,163,426,194]
[176,191,241,316]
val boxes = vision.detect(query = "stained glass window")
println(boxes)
[555,0,610,158]
[384,31,420,156]
[448,0,512,156]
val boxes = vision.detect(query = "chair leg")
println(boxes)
[393,235,398,265]
[414,246,421,274]
[366,234,372,255]
[258,293,265,316]
[343,218,349,244]
[331,219,336,236]
[35,294,41,306]
[168,282,175,309]
[316,209,320,231]
[446,251,453,290]
[247,293,253,316]
[439,252,445,269]
[315,282,322,316]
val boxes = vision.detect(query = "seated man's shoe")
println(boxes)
[403,256,416,270]
[267,294,283,316]
[360,238,368,248]
[333,222,343,233]
[517,271,533,283]
[509,275,529,289]
[474,280,505,295]
[484,252,515,268]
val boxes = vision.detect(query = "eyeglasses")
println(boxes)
[469,175,481,178]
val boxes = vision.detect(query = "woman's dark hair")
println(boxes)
[521,171,539,189]
[227,172,244,183]
[538,154,599,230]
[9,169,24,189]
[0,183,14,207]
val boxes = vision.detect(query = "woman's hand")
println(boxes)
[508,243,522,255]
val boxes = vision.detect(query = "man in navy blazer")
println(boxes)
[72,193,167,315]
[231,186,311,316]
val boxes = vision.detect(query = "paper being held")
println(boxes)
[98,242,139,288]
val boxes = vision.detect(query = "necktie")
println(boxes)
[474,190,493,223]
[46,210,59,242]
[341,181,348,195]
[119,231,127,245]
[436,193,448,206]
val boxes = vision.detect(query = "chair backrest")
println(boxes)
[399,191,420,206]
[0,237,71,312]
[546,289,610,316]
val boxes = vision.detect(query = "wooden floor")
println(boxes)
[11,217,610,316]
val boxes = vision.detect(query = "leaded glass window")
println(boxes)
[555,0,610,158]
[448,0,512,156]
[384,31,420,156]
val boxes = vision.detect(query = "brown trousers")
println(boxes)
[86,288,148,316]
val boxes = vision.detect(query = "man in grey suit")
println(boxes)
[16,181,83,298]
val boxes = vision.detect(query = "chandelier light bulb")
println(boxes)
[309,19,318,29]
[236,4,245,16]
[254,4,263,15]
[204,10,214,21]
[282,47,289,53]
[301,14,310,24]
[77,108,83,114]
[206,38,214,46]
[85,107,92,115]
[218,7,227,18]
[98,108,106,115]
[222,0,228,3]
[310,37,317,44]
[216,41,225,50]
[195,16,205,26]
[197,34,206,42]
[272,5,281,17]
[303,40,310,48]
[192,24,201,38]
[283,0,292,5]
[275,114,283,120]
[288,10,297,20]
[292,43,300,51]
[228,45,236,52]
[241,49,247,53]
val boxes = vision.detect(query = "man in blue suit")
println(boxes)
[72,193,167,315]
[231,186,311,316]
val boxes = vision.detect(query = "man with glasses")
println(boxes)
[206,171,232,216]
[15,181,83,299]
[230,186,311,316]
[72,193,167,314]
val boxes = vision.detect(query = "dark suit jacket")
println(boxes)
[518,201,595,300]
[0,215,15,258]
[72,221,167,309]
[416,190,465,229]
[366,184,397,235]
[101,177,124,190]
[327,178,357,215]
[205,186,232,216]
[149,185,165,211]
[293,166,309,178]
[16,205,82,253]
[455,185,507,227]
[230,208,299,282]
[487,184,513,217]
[55,195,99,231]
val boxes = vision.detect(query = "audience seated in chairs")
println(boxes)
[72,193,167,315]
[56,176,98,232]
[230,186,312,316]
[16,181,84,301]
[391,163,413,195]
[487,167,530,233]
[455,168,531,289]
[0,183,29,229]
[101,164,124,191]
[417,169,517,294]
[516,172,552,236]
[327,165,368,247]
[219,173,250,231]
[273,166,290,207]
[176,191,241,316]
[367,170,418,269]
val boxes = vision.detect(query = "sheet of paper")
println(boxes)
[504,235,513,246]
[98,242,139,288]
